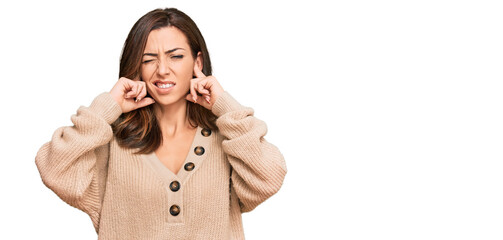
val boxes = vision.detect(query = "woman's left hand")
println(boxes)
[186,63,224,110]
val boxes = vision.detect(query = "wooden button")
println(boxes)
[201,128,212,137]
[170,205,180,216]
[194,146,205,156]
[169,181,180,192]
[184,162,195,171]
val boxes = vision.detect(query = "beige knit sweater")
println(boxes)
[35,91,287,239]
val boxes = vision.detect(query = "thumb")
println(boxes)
[185,93,205,105]
[185,93,211,109]
[135,97,156,109]
[186,93,197,103]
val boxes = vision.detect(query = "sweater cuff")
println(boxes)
[211,91,244,117]
[89,92,123,124]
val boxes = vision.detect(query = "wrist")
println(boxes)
[109,90,124,113]
[211,91,245,117]
[90,92,123,124]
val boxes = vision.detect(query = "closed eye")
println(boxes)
[172,55,184,59]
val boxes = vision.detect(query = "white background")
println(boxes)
[1,0,502,239]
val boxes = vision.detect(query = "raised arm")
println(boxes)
[212,91,287,213]
[35,92,122,228]
[35,77,155,230]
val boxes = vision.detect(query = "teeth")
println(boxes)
[157,83,174,89]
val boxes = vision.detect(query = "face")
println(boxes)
[141,26,201,106]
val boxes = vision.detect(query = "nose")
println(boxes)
[157,57,170,75]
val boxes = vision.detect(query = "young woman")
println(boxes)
[35,8,287,239]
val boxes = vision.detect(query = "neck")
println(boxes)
[153,99,194,138]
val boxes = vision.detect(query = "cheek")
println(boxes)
[140,66,154,81]
[172,62,195,82]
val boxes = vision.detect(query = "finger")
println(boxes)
[135,84,144,102]
[121,77,135,90]
[119,77,131,95]
[134,97,155,109]
[193,63,206,78]
[137,83,143,99]
[126,83,138,99]
[119,77,134,84]
[185,94,193,103]
[185,93,208,106]
[190,79,198,103]
[195,80,210,96]
[121,78,133,97]
[136,82,148,102]
[131,83,139,98]
[199,88,210,96]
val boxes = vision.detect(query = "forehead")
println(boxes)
[144,26,190,52]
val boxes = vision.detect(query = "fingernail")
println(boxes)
[135,98,139,103]
[205,96,210,103]
[193,96,197,103]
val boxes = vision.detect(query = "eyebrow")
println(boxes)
[143,48,185,57]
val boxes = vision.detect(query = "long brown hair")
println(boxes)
[112,8,217,154]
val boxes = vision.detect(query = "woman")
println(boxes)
[35,8,287,239]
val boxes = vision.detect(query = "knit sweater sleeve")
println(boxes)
[212,91,287,213]
[35,92,122,229]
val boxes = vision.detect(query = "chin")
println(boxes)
[152,94,186,106]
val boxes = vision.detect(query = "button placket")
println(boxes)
[166,180,184,223]
[167,128,212,223]
[142,126,212,224]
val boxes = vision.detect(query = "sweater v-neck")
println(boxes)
[141,125,211,185]
[154,126,199,176]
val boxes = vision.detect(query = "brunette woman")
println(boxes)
[35,8,286,239]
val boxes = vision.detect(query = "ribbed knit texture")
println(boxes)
[35,91,287,240]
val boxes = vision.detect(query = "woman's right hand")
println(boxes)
[110,77,155,113]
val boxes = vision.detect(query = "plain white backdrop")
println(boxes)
[1,0,502,239]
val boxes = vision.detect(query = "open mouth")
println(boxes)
[153,80,176,89]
